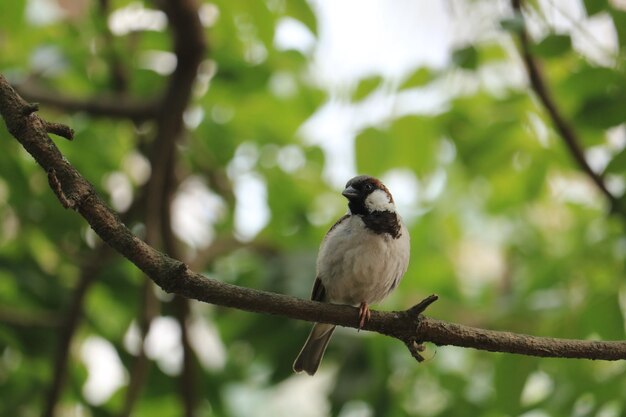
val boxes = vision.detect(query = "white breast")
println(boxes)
[316,214,410,306]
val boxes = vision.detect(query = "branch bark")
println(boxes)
[1,73,625,363]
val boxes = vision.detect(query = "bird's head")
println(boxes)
[342,175,395,215]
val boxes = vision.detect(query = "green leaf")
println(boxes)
[610,9,626,47]
[285,0,317,35]
[355,116,440,175]
[452,46,478,70]
[531,34,572,58]
[576,91,626,129]
[399,67,433,90]
[352,75,383,101]
[604,148,626,174]
[584,0,608,16]
[0,0,25,33]
[561,65,623,99]
[500,16,525,33]
[477,43,508,63]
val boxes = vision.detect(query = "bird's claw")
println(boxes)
[358,302,371,330]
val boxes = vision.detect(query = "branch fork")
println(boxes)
[402,294,439,362]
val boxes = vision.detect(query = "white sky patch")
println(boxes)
[518,410,552,417]
[585,145,612,173]
[108,2,167,36]
[144,316,183,376]
[188,314,227,371]
[103,172,133,213]
[453,238,506,299]
[225,369,335,417]
[26,0,63,26]
[172,176,227,249]
[274,17,316,54]
[573,12,619,66]
[232,172,270,242]
[229,142,260,174]
[380,169,421,221]
[199,3,220,28]
[123,320,142,356]
[122,151,151,186]
[310,0,451,86]
[619,285,626,335]
[548,172,602,208]
[269,72,299,99]
[307,192,344,226]
[183,105,205,130]
[228,143,271,241]
[277,145,306,173]
[80,336,128,405]
[422,168,448,203]
[300,100,357,188]
[299,1,454,187]
[211,104,235,124]
[138,51,177,76]
[338,401,373,417]
[404,373,450,416]
[520,370,555,406]
[530,0,618,66]
[30,46,66,77]
[596,401,623,417]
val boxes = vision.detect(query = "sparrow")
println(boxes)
[293,175,410,375]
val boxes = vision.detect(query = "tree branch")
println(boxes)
[0,308,62,327]
[119,0,207,413]
[42,251,112,417]
[1,74,625,365]
[13,82,159,122]
[511,0,625,215]
[174,296,197,417]
[119,280,160,417]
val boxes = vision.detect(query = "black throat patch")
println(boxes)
[360,211,402,239]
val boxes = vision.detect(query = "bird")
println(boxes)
[293,175,410,375]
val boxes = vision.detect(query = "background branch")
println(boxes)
[13,82,159,122]
[117,0,206,413]
[1,73,625,363]
[511,0,624,215]
[0,308,62,327]
[42,251,112,417]
[119,280,160,417]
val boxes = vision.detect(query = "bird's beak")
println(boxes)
[341,185,359,199]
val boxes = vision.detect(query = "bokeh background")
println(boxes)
[1,0,626,416]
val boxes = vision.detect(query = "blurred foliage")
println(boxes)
[1,1,626,417]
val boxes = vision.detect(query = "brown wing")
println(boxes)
[311,277,326,302]
[326,213,350,235]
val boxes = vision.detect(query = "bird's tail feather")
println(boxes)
[293,323,336,375]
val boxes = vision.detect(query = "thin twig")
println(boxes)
[47,169,75,209]
[511,0,624,214]
[44,122,74,141]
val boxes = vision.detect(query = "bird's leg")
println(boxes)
[358,302,371,329]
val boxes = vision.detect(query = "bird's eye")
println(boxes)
[364,183,374,192]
